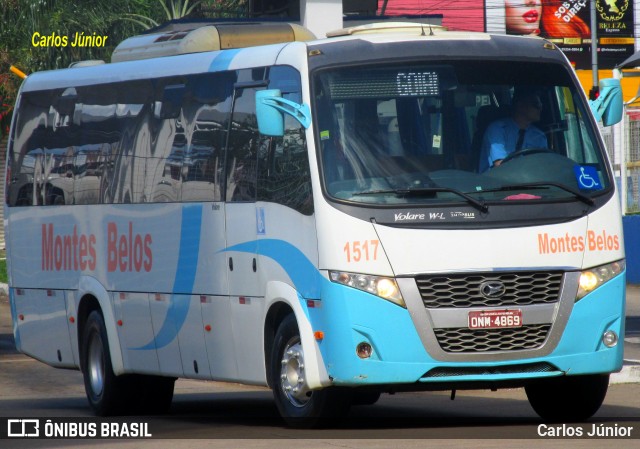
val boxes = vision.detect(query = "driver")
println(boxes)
[479,87,547,172]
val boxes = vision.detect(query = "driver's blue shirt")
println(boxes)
[479,118,547,172]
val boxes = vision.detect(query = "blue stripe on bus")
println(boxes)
[222,239,323,299]
[209,49,241,72]
[133,204,203,350]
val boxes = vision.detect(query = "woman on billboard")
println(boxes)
[505,0,590,38]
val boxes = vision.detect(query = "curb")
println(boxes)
[611,364,640,384]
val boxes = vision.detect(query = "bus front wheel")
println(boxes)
[270,315,352,427]
[525,374,609,422]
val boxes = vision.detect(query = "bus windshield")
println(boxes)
[313,60,610,206]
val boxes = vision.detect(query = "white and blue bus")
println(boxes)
[5,22,626,425]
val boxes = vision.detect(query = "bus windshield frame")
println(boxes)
[312,59,613,214]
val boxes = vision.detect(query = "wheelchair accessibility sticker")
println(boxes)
[574,166,602,191]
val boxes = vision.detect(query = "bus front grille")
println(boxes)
[416,272,563,308]
[434,324,552,353]
[422,362,558,378]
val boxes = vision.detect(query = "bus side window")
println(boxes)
[226,87,259,202]
[257,127,312,215]
[256,66,312,214]
[8,92,58,207]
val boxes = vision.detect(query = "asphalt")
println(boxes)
[0,283,638,383]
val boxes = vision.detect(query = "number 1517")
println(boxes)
[343,240,379,262]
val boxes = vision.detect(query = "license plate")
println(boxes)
[468,309,523,330]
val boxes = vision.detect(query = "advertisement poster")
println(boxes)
[505,0,635,69]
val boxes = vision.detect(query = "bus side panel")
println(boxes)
[11,289,41,360]
[202,295,239,381]
[225,203,260,297]
[11,288,75,367]
[64,290,80,367]
[220,199,320,385]
[256,204,320,298]
[113,291,160,374]
[229,295,267,384]
[149,293,185,377]
[175,295,212,380]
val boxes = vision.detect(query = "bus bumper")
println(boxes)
[309,273,625,385]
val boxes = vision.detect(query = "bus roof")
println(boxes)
[306,32,565,71]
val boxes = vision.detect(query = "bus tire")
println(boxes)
[271,314,352,427]
[525,374,609,422]
[81,310,130,416]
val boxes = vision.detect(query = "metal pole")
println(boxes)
[591,0,598,91]
[381,0,389,16]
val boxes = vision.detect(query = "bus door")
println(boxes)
[223,83,266,382]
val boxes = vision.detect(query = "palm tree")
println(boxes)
[124,0,202,29]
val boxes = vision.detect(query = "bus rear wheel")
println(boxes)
[81,310,175,416]
[270,315,352,427]
[525,374,609,422]
[81,310,130,416]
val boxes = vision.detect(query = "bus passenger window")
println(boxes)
[226,87,259,202]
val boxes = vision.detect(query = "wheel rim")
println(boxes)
[280,337,311,407]
[87,331,105,398]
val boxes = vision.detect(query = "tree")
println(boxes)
[0,0,250,114]
[124,0,202,29]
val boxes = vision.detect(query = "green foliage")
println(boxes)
[0,0,249,111]
[124,0,202,29]
[0,258,6,285]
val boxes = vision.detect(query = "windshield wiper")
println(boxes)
[483,182,595,206]
[353,187,488,212]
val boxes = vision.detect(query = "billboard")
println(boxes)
[378,1,635,69]
[504,0,635,69]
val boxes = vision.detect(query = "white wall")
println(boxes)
[484,0,505,34]
[300,0,343,38]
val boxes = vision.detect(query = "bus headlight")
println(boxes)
[576,260,625,301]
[329,271,406,308]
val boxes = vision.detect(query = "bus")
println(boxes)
[5,21,626,426]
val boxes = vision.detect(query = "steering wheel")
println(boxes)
[501,148,551,165]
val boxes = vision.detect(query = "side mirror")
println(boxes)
[589,78,623,126]
[256,89,311,137]
[256,89,285,137]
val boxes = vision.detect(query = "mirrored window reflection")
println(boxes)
[73,144,103,205]
[9,66,311,212]
[256,66,312,215]
[149,121,184,202]
[226,87,260,202]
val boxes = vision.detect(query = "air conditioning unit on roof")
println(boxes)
[112,22,315,63]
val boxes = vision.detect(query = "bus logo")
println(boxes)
[479,281,506,299]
